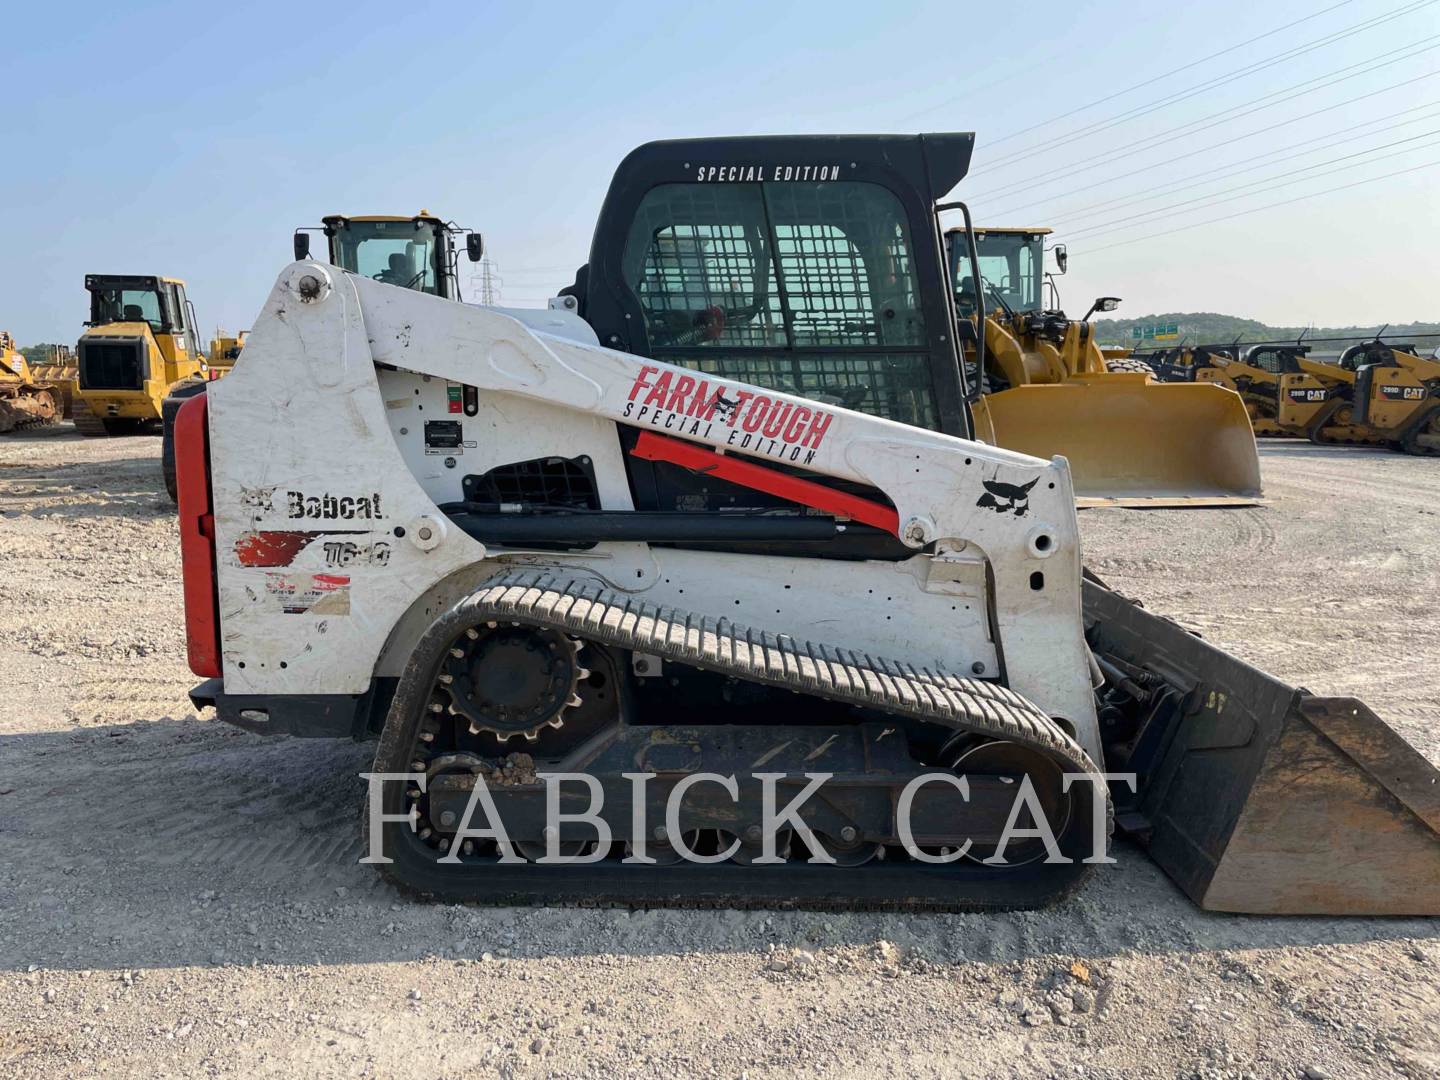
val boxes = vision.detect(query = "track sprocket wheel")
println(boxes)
[433,622,586,741]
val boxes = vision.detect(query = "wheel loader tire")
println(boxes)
[1104,357,1156,375]
[162,381,209,502]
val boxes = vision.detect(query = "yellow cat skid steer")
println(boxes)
[176,134,1438,914]
[1279,340,1440,453]
[946,229,1260,507]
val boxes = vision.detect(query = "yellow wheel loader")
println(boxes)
[174,133,1438,915]
[73,275,207,436]
[291,210,483,300]
[945,228,1261,507]
[0,330,68,433]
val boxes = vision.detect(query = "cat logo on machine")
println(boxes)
[1287,387,1329,403]
[1379,384,1430,401]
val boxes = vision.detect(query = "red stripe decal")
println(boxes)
[234,531,321,567]
[632,431,899,536]
[176,394,221,677]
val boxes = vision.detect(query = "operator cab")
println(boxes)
[556,134,980,557]
[81,274,201,391]
[567,134,978,439]
[293,212,483,302]
[949,227,1050,318]
[86,274,191,336]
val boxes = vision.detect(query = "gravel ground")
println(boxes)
[0,428,1436,1080]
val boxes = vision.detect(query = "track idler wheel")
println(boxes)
[949,740,1073,866]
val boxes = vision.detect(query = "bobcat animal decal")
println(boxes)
[977,477,1039,517]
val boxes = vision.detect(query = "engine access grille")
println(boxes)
[79,340,145,390]
[462,456,601,510]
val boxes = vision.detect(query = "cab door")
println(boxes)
[167,283,203,377]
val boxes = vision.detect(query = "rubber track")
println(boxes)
[71,401,108,437]
[370,569,1111,911]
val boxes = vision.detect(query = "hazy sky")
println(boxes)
[6,0,1438,345]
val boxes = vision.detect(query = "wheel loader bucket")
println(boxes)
[1085,576,1440,916]
[973,376,1262,507]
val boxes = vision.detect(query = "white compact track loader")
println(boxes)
[175,135,1440,913]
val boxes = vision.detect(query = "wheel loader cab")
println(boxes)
[949,227,1047,317]
[308,213,481,302]
[74,274,206,434]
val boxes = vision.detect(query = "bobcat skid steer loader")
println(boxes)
[176,135,1439,914]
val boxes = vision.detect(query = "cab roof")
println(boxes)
[946,226,1053,237]
[84,274,186,288]
[323,211,441,223]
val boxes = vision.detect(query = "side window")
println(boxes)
[1017,245,1035,310]
[168,285,186,332]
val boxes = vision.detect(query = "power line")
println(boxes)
[968,63,1440,207]
[1009,98,1440,222]
[950,0,1353,146]
[1066,157,1440,256]
[1059,128,1440,239]
[971,33,1440,198]
[898,48,1075,124]
[978,0,1437,172]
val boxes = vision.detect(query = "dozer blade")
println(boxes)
[973,377,1262,507]
[1084,576,1440,915]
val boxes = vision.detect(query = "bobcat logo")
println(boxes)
[710,393,740,422]
[977,477,1039,517]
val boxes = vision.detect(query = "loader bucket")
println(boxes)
[1084,576,1440,916]
[973,376,1262,507]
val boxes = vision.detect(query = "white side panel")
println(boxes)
[206,264,1103,763]
[376,370,633,509]
[372,548,999,686]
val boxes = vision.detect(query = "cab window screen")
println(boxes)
[623,181,935,428]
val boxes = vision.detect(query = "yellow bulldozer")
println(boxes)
[206,329,248,379]
[72,274,208,436]
[946,227,1260,506]
[1,331,71,433]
